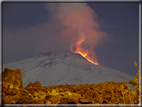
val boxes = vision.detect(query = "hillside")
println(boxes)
[3,50,134,88]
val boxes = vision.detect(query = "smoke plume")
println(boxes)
[4,3,107,64]
[45,3,107,64]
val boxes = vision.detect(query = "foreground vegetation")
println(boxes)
[2,61,141,105]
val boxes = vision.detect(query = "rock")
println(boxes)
[46,89,82,104]
[3,94,21,104]
[34,100,45,104]
[44,95,52,104]
[60,97,76,104]
[60,91,82,104]
[47,95,62,104]
[80,96,93,104]
[80,90,94,104]
[16,94,27,104]
[2,68,23,88]
[3,68,139,104]
[47,89,61,96]
[45,100,52,104]
[3,83,22,95]
[45,89,63,104]
[26,81,41,88]
[21,97,35,104]
[2,68,24,104]
[32,90,46,101]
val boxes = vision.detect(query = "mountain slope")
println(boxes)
[3,50,134,87]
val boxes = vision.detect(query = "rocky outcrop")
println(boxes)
[2,68,23,104]
[3,68,23,88]
[26,81,42,88]
[45,89,82,104]
[2,68,140,104]
[2,68,84,104]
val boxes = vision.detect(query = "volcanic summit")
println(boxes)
[3,50,134,87]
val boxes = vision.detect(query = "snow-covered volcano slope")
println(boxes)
[3,50,134,87]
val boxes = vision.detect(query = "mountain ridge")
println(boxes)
[3,50,134,88]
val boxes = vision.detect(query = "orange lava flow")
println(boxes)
[76,51,99,65]
[70,38,99,65]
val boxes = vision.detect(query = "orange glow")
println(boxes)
[77,51,99,65]
[70,39,99,65]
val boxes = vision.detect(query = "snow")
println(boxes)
[3,50,135,90]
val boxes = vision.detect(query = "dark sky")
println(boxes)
[2,2,139,77]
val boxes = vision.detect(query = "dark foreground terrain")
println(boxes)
[2,68,141,106]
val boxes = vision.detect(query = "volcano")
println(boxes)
[3,50,134,88]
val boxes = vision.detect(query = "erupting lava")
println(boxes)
[76,51,99,65]
[70,39,99,65]
[44,3,106,65]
